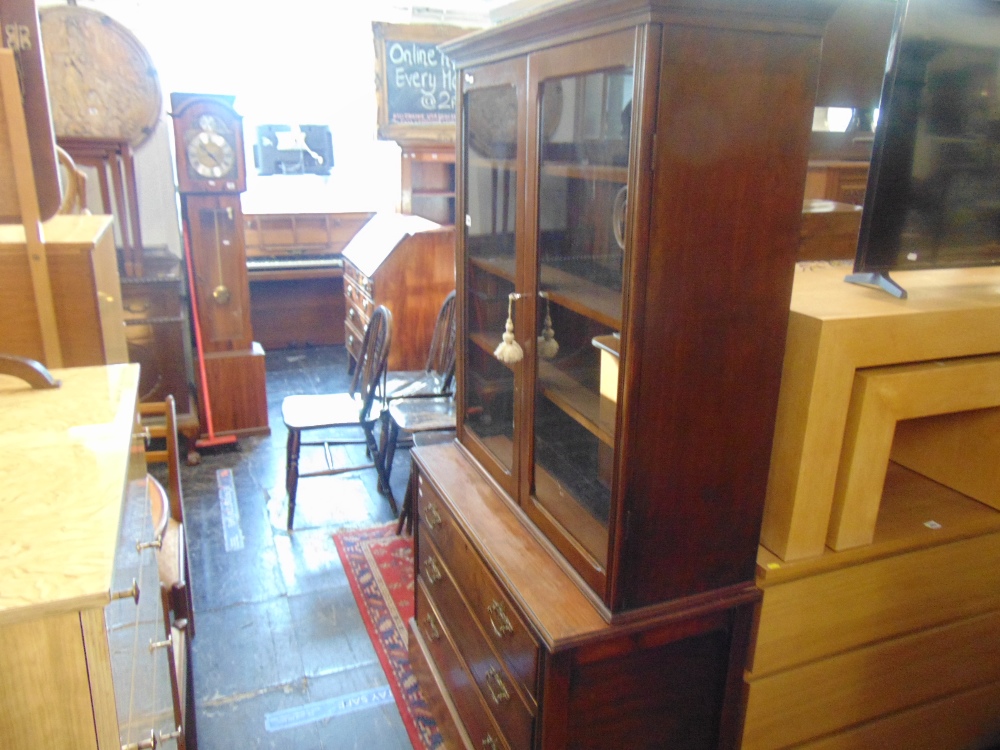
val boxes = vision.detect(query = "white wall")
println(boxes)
[37,0,518,258]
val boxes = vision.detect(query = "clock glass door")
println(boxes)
[186,195,252,349]
[526,34,635,576]
[460,59,525,493]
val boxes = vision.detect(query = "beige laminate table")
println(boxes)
[0,364,177,749]
[760,263,1000,561]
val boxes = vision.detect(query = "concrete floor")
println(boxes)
[158,345,415,749]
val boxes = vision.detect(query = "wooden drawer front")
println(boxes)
[344,275,374,309]
[419,533,535,750]
[416,581,510,750]
[346,298,371,332]
[107,475,178,745]
[749,531,1000,678]
[418,475,540,701]
[797,678,1000,750]
[344,320,364,362]
[344,262,374,299]
[742,608,1000,749]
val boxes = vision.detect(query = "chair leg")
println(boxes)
[364,419,397,515]
[396,455,418,536]
[286,428,301,530]
[383,418,400,490]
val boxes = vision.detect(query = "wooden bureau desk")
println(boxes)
[0,364,188,749]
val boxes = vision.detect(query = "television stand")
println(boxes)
[844,270,908,299]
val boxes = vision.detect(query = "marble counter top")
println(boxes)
[0,364,140,625]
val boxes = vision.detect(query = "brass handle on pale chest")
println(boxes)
[136,536,162,552]
[149,634,173,653]
[121,729,156,750]
[111,578,140,606]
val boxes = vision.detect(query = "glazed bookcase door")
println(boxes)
[521,29,644,595]
[458,57,527,498]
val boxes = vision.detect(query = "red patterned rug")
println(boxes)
[333,522,442,750]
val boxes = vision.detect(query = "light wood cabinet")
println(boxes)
[0,365,193,749]
[743,265,1000,748]
[0,214,127,368]
[409,1,838,747]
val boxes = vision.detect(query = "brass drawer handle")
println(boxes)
[136,536,162,552]
[346,283,354,298]
[424,502,442,528]
[149,634,173,653]
[348,308,356,321]
[158,727,182,746]
[487,600,513,638]
[422,612,441,641]
[485,667,510,704]
[347,334,354,348]
[482,735,499,750]
[111,578,140,606]
[121,729,157,749]
[424,556,442,584]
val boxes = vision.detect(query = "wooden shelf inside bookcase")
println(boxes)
[469,331,613,445]
[541,162,628,182]
[466,418,609,566]
[468,255,622,328]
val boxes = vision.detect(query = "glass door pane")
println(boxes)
[463,81,520,473]
[531,66,633,569]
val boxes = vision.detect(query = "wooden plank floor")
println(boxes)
[150,345,415,749]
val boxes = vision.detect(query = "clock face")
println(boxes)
[186,130,236,179]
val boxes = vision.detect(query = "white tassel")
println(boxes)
[537,295,559,359]
[494,294,523,363]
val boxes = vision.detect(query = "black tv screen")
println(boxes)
[254,124,334,176]
[850,0,1000,297]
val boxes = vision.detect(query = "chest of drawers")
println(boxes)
[0,364,191,749]
[410,443,758,750]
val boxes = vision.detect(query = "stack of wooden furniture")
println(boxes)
[244,211,373,349]
[406,1,837,747]
[0,364,195,749]
[342,212,454,372]
[742,264,1000,748]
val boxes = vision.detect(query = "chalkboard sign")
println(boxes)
[373,22,471,142]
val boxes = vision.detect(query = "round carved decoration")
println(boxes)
[40,6,161,147]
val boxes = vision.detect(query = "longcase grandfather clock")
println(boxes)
[170,93,269,439]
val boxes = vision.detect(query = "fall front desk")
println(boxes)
[744,264,1000,749]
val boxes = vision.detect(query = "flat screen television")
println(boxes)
[848,0,1000,298]
[254,124,334,176]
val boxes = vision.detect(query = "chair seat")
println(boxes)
[385,371,451,400]
[388,397,456,433]
[282,392,375,430]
